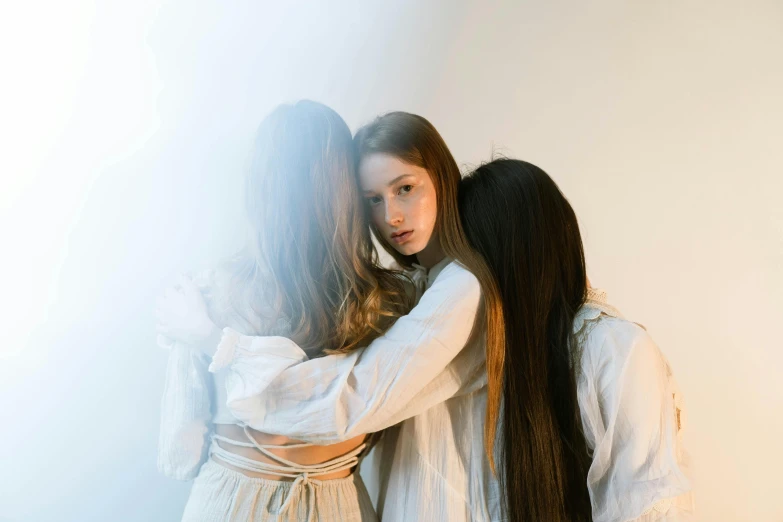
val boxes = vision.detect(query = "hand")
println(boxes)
[156,274,217,345]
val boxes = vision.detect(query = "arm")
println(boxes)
[157,340,213,480]
[585,322,694,522]
[210,262,483,444]
[155,270,221,480]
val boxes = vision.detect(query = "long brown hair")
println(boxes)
[234,100,413,355]
[459,159,593,521]
[353,112,507,469]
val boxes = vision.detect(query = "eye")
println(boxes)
[398,185,413,195]
[366,195,382,205]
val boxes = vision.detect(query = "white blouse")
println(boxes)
[212,257,500,521]
[575,289,694,521]
[158,261,693,521]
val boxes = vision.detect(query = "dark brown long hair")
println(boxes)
[353,112,507,468]
[459,158,593,522]
[234,100,413,355]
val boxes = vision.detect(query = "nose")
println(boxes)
[384,199,403,227]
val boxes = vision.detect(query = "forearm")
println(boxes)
[212,264,482,443]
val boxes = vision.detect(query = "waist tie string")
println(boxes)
[210,424,367,522]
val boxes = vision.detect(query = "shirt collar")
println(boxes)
[586,287,607,304]
[411,256,453,289]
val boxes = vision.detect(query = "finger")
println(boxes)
[155,297,170,318]
[155,307,167,322]
[157,333,175,350]
[177,273,200,298]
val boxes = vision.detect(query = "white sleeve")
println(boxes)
[155,268,218,481]
[208,262,483,444]
[583,323,694,522]
[157,339,213,480]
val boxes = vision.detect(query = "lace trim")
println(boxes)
[641,497,673,516]
[586,287,607,302]
[572,301,623,335]
[571,289,625,375]
[640,490,695,516]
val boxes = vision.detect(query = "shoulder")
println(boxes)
[196,256,275,333]
[430,261,481,307]
[585,314,651,355]
[579,313,676,439]
[435,261,480,291]
[578,310,665,382]
[410,261,481,318]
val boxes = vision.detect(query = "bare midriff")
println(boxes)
[212,424,366,481]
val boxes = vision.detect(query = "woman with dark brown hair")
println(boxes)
[159,111,507,521]
[458,158,694,522]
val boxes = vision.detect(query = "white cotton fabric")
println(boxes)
[202,258,502,521]
[157,339,212,480]
[157,268,242,480]
[575,289,694,522]
[159,258,694,522]
[157,266,375,521]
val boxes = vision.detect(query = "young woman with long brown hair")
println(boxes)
[156,100,413,521]
[158,111,507,521]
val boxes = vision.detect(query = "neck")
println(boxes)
[415,238,445,270]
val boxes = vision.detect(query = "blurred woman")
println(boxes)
[156,100,412,522]
[159,112,507,521]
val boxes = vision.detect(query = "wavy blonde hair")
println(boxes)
[232,100,412,355]
[353,112,506,471]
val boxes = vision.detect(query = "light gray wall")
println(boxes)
[2,1,781,520]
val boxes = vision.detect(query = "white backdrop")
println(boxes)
[1,1,781,521]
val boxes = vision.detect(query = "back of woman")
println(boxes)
[156,100,412,522]
[459,158,694,522]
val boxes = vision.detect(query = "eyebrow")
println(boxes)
[363,174,416,195]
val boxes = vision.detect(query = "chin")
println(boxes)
[395,243,422,257]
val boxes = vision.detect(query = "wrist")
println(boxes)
[195,321,221,357]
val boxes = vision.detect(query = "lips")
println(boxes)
[390,230,413,244]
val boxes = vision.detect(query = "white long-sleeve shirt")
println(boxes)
[159,259,693,521]
[573,290,694,521]
[209,257,501,521]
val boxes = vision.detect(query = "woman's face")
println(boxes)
[359,153,439,260]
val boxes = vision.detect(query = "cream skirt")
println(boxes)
[181,459,378,522]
